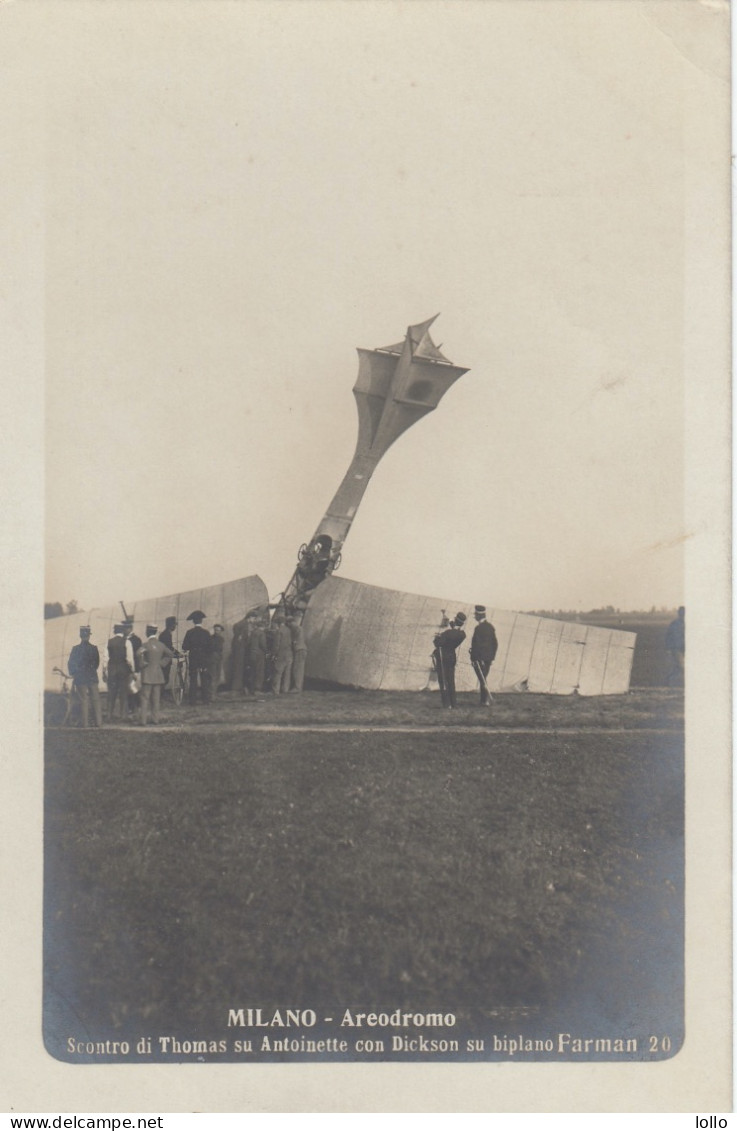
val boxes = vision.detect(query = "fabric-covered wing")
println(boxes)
[44,575,269,690]
[303,576,636,696]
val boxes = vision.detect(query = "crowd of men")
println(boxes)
[65,608,310,727]
[63,602,686,727]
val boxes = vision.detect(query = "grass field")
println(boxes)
[44,689,683,1063]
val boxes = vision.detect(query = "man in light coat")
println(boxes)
[158,615,178,693]
[136,625,174,725]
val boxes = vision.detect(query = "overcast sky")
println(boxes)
[41,0,707,614]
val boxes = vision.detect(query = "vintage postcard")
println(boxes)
[2,0,731,1115]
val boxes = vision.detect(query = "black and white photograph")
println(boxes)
[1,0,731,1116]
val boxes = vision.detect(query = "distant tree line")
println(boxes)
[44,600,80,619]
[523,606,677,619]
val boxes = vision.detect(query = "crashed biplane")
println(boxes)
[45,317,636,695]
[280,314,468,610]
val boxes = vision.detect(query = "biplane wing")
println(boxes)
[302,576,636,696]
[44,574,269,691]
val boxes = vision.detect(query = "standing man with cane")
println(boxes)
[432,612,467,709]
[470,604,498,706]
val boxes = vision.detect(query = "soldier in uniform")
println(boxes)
[182,610,212,705]
[432,611,467,709]
[68,625,103,728]
[469,604,498,705]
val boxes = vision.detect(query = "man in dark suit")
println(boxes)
[470,604,498,705]
[209,623,225,694]
[68,625,102,727]
[106,623,130,721]
[182,610,212,705]
[123,617,143,716]
[123,617,142,660]
[432,611,467,709]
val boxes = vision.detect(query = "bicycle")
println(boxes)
[169,654,189,706]
[44,667,80,727]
